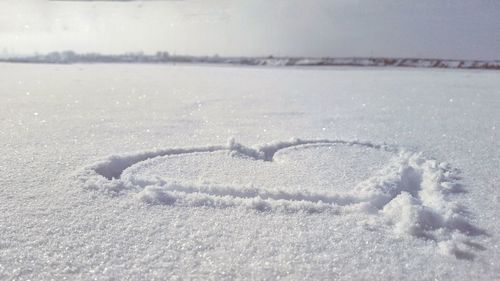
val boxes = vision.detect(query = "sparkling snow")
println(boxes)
[0,63,499,280]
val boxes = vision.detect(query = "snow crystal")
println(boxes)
[2,63,497,280]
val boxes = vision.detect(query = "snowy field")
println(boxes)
[0,63,499,280]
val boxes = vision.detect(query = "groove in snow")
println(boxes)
[77,138,485,259]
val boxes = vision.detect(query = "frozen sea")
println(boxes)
[0,63,499,280]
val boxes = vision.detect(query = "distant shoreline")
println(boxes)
[1,52,499,70]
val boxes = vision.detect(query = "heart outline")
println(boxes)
[77,138,486,259]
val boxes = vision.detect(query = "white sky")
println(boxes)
[1,0,500,59]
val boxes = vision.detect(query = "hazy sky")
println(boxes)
[1,0,500,59]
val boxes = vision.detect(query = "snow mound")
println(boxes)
[77,138,484,259]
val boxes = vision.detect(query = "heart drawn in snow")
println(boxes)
[78,138,486,259]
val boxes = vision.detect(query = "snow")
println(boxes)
[0,63,499,280]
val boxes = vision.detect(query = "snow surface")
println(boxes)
[0,63,499,280]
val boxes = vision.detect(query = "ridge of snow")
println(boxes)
[77,138,484,259]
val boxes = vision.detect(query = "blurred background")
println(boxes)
[1,0,500,60]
